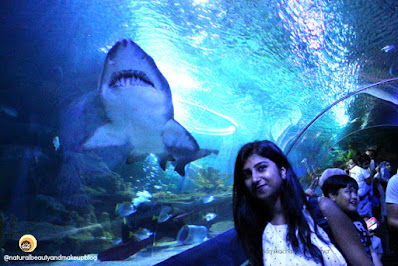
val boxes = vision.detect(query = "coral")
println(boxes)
[0,213,17,249]
[69,211,85,227]
[189,167,231,193]
[152,191,178,201]
[335,147,355,163]
[99,212,110,226]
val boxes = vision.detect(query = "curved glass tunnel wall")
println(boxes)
[286,79,398,187]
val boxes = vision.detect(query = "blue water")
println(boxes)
[1,0,398,263]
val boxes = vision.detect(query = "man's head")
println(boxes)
[350,153,371,169]
[365,148,376,160]
[381,161,392,173]
[321,174,359,213]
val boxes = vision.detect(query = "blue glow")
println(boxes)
[3,0,398,264]
[193,0,209,5]
[174,97,238,136]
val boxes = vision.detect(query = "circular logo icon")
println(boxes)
[19,234,37,252]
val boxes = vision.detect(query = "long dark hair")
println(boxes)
[233,140,326,265]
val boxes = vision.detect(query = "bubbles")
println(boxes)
[143,154,159,180]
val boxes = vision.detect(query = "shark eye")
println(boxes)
[109,70,154,87]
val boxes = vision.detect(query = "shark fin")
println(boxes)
[82,124,127,149]
[161,119,219,176]
[173,148,218,176]
[174,161,187,176]
[156,153,174,171]
[162,119,199,152]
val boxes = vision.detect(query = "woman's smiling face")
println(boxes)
[242,154,286,201]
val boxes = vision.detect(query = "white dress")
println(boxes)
[262,211,347,266]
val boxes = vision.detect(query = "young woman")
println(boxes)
[233,140,373,265]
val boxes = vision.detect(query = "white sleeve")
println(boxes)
[356,174,370,197]
[386,175,398,204]
[362,168,371,179]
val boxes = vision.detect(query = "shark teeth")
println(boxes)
[109,70,154,88]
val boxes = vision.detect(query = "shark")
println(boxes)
[73,39,217,176]
[56,39,217,205]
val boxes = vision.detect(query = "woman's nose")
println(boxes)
[252,171,261,182]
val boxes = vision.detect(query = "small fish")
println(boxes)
[0,105,18,117]
[170,210,195,221]
[154,185,162,190]
[53,136,61,151]
[115,201,136,217]
[98,236,119,243]
[381,45,395,53]
[134,228,154,241]
[111,238,122,245]
[204,213,217,221]
[202,195,215,204]
[157,205,173,223]
[157,212,172,223]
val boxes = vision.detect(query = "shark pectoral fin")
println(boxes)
[162,120,219,176]
[162,119,199,152]
[82,124,127,150]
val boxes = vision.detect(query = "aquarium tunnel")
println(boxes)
[1,0,398,265]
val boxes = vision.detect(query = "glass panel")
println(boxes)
[287,80,398,187]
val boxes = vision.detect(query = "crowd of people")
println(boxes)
[233,140,398,265]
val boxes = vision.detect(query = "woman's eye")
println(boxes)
[242,171,251,179]
[257,165,267,172]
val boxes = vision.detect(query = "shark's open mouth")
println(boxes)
[109,70,155,88]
